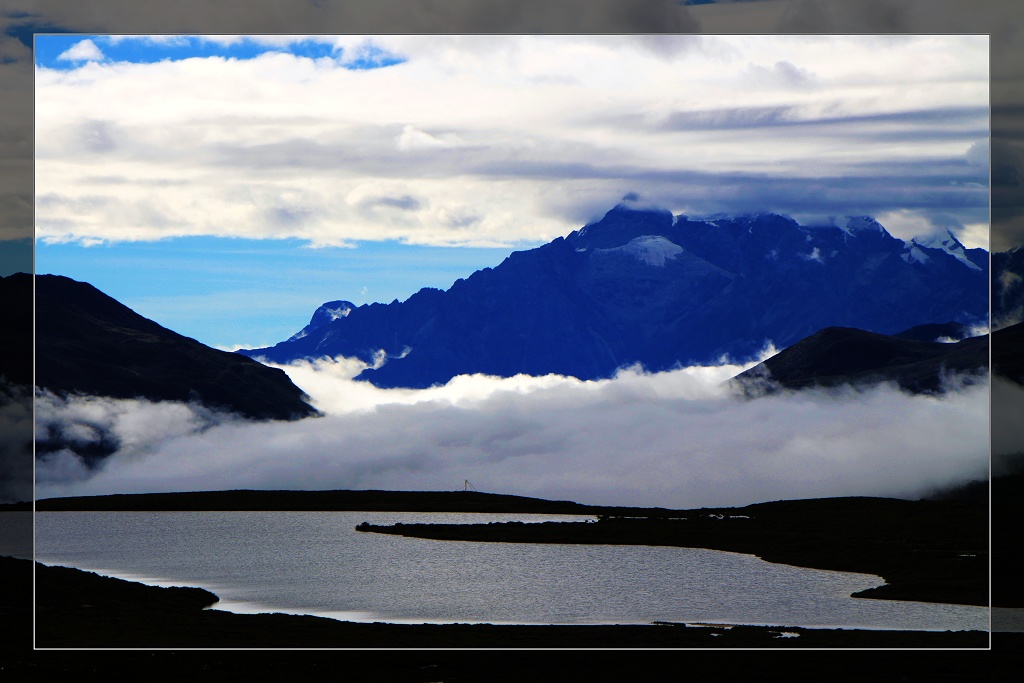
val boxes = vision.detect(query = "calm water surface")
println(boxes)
[34,511,988,631]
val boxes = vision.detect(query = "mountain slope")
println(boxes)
[729,326,990,395]
[993,321,1024,383]
[34,273,319,421]
[241,205,989,389]
[993,245,1024,330]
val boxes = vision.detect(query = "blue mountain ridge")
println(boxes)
[239,204,989,389]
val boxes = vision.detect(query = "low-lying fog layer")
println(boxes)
[34,352,990,508]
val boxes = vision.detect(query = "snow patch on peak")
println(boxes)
[834,215,885,237]
[915,229,964,251]
[912,230,982,271]
[325,305,352,320]
[602,235,683,267]
[799,246,824,263]
[901,245,931,265]
[687,212,732,225]
[289,300,356,341]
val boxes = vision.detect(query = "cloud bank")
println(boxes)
[35,357,989,509]
[0,382,33,504]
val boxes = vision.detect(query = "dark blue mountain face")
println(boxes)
[240,205,990,389]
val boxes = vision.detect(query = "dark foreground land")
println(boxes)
[1,553,1013,680]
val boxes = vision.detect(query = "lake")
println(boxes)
[33,511,988,631]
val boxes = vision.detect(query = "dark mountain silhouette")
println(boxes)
[729,326,992,395]
[892,321,976,343]
[993,245,1024,330]
[993,321,1024,383]
[0,272,32,387]
[241,204,989,389]
[32,273,319,422]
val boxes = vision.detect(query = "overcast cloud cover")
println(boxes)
[35,356,989,509]
[35,34,990,250]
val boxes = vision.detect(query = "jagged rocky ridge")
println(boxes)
[240,205,990,389]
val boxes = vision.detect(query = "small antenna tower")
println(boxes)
[462,479,477,492]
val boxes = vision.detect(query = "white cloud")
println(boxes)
[35,358,989,510]
[57,39,105,63]
[395,124,464,152]
[106,35,193,47]
[874,209,990,250]
[874,209,942,244]
[34,35,989,248]
[35,390,238,454]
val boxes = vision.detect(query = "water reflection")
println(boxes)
[34,511,988,631]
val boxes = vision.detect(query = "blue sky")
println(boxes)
[36,236,513,347]
[33,34,404,71]
[33,37,499,346]
[34,34,990,349]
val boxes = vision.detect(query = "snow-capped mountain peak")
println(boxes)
[911,230,982,271]
[287,299,357,341]
[834,215,887,236]
[241,205,990,390]
[914,228,964,251]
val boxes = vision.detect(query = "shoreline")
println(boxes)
[20,557,987,649]
[351,496,988,607]
[25,488,989,647]
[32,489,988,606]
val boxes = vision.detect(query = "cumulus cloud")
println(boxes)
[35,357,989,510]
[57,39,105,63]
[34,34,989,248]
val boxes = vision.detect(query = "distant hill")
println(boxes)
[729,325,991,395]
[32,273,319,422]
[241,204,989,389]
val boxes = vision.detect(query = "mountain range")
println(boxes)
[241,204,990,389]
